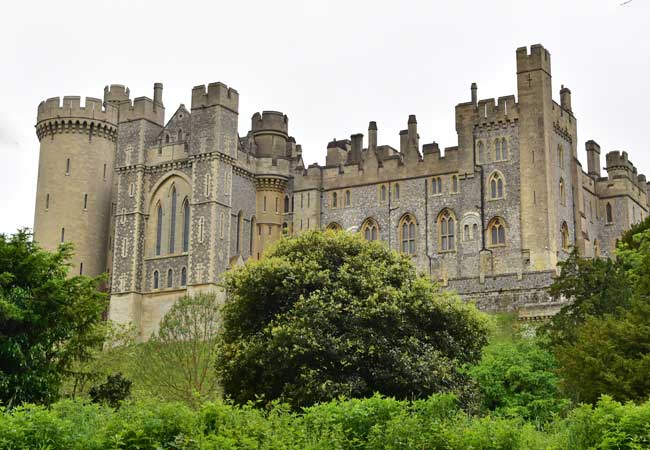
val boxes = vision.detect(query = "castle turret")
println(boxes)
[251,111,289,158]
[34,95,119,278]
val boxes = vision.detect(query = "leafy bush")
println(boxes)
[468,339,569,422]
[217,231,491,408]
[2,395,650,449]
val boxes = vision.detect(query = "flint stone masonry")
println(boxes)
[32,44,650,339]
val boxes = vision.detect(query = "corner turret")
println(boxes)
[251,111,289,158]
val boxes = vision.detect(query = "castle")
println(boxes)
[33,44,650,338]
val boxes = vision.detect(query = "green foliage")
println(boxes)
[546,219,650,404]
[3,395,650,449]
[89,373,132,409]
[468,338,569,422]
[135,293,222,407]
[0,230,107,407]
[217,230,491,409]
[543,249,632,347]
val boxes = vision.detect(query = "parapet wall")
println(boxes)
[37,96,118,124]
[252,111,288,134]
[117,96,164,125]
[191,82,239,112]
[516,44,552,75]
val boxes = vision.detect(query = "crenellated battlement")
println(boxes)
[104,84,130,104]
[191,82,239,112]
[252,111,288,135]
[606,150,636,173]
[37,96,118,125]
[456,95,519,127]
[117,96,164,125]
[516,44,551,75]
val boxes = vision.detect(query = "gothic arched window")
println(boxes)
[327,222,342,231]
[501,138,508,160]
[438,209,456,252]
[345,190,351,207]
[606,202,613,223]
[360,218,379,241]
[181,267,187,286]
[167,268,173,288]
[489,172,505,199]
[284,195,290,213]
[559,178,566,206]
[153,270,159,289]
[169,186,177,253]
[431,177,442,195]
[182,198,190,252]
[399,214,416,254]
[236,211,243,254]
[494,138,501,160]
[561,222,570,250]
[155,203,163,256]
[380,185,387,202]
[488,217,506,247]
[332,192,338,208]
[394,183,400,200]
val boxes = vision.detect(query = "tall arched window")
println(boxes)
[169,186,177,253]
[345,190,351,207]
[153,270,159,289]
[198,216,204,243]
[606,202,613,223]
[431,177,442,195]
[501,138,508,160]
[558,145,564,169]
[284,195,290,213]
[360,218,379,241]
[399,214,416,254]
[181,267,187,286]
[394,183,400,200]
[438,209,456,252]
[181,198,190,252]
[236,211,243,253]
[488,217,506,247]
[594,239,600,257]
[451,175,458,193]
[178,129,183,141]
[494,138,501,160]
[380,185,387,202]
[477,141,484,164]
[489,172,504,199]
[165,134,170,144]
[167,268,173,288]
[155,203,163,256]
[332,192,338,208]
[559,178,566,206]
[561,222,570,250]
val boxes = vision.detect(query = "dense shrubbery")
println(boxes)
[1,394,650,449]
[218,231,491,409]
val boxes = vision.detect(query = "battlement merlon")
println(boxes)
[516,44,552,76]
[455,94,519,128]
[191,82,239,112]
[37,96,118,125]
[606,150,635,173]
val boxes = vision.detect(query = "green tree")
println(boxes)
[0,230,107,407]
[555,225,650,403]
[217,230,491,409]
[135,293,221,407]
[89,373,132,408]
[542,249,632,347]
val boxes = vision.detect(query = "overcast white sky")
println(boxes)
[1,0,648,234]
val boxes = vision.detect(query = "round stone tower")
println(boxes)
[33,94,119,277]
[251,111,288,158]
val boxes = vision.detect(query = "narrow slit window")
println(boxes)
[83,194,88,210]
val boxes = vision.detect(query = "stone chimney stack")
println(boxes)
[153,82,164,109]
[471,82,478,106]
[560,85,572,112]
[368,121,377,151]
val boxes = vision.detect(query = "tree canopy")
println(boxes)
[216,230,491,409]
[0,230,107,407]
